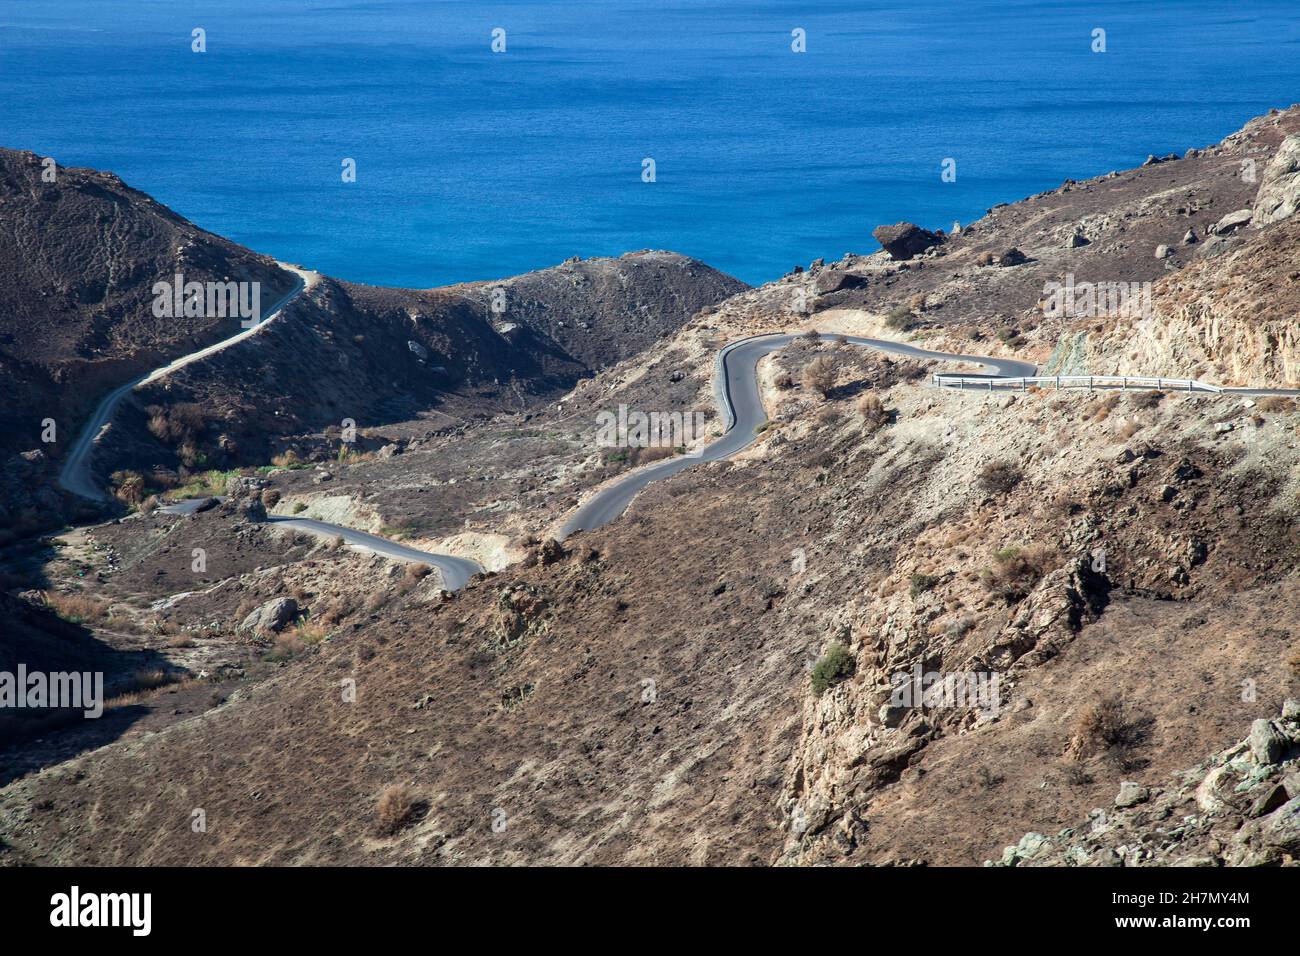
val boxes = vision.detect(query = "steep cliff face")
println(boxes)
[1051,124,1300,388]
[1060,219,1300,390]
[1066,216,1300,387]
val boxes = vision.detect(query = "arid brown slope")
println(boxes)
[0,148,297,457]
[90,252,744,486]
[5,107,1300,867]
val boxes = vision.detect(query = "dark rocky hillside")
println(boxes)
[0,146,745,532]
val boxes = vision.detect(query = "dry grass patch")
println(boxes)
[375,783,416,835]
[977,460,1023,495]
[1257,396,1294,413]
[858,394,889,433]
[44,591,109,625]
[980,544,1058,603]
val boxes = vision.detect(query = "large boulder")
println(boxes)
[872,222,943,261]
[1249,718,1290,765]
[1253,134,1300,225]
[1263,797,1300,854]
[1211,208,1253,235]
[240,597,300,634]
[814,269,869,295]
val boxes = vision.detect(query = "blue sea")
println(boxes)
[3,1,1299,288]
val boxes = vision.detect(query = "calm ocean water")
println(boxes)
[2,0,1299,287]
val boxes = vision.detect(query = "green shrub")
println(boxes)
[811,642,856,696]
[884,306,914,331]
[292,502,308,515]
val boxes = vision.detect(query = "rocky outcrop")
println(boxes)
[240,597,300,634]
[814,268,869,295]
[1074,217,1300,387]
[871,222,944,261]
[1253,134,1300,225]
[995,700,1300,866]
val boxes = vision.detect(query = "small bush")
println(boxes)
[980,544,1058,602]
[1073,696,1148,756]
[376,783,415,835]
[774,371,794,389]
[145,402,210,444]
[406,562,432,581]
[264,632,307,662]
[1130,390,1164,411]
[909,573,940,598]
[261,488,282,508]
[1288,645,1300,679]
[884,306,914,331]
[802,355,836,397]
[858,394,889,432]
[292,502,308,515]
[811,642,856,696]
[978,460,1023,495]
[110,470,146,506]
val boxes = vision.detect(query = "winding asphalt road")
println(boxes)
[58,266,315,501]
[68,307,1292,592]
[559,332,1036,537]
[156,499,483,591]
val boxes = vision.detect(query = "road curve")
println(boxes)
[269,516,482,591]
[57,266,315,501]
[157,499,484,591]
[559,332,1037,537]
[80,311,1290,593]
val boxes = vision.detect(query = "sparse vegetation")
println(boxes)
[45,591,108,625]
[169,468,239,501]
[1257,396,1295,413]
[375,783,415,835]
[980,544,1058,602]
[909,572,941,599]
[110,469,145,506]
[884,305,914,331]
[1072,696,1149,758]
[802,355,836,397]
[145,402,209,443]
[292,501,308,514]
[811,642,856,696]
[977,460,1023,495]
[858,393,889,432]
[264,631,308,662]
